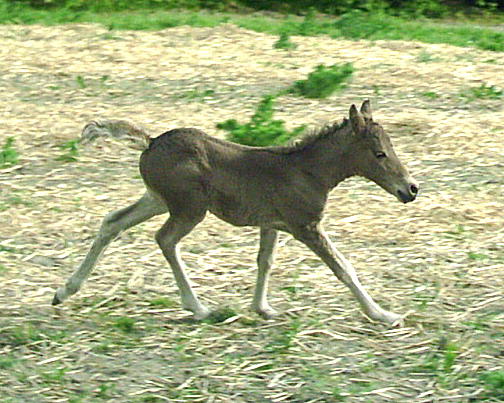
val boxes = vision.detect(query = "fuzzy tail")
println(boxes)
[80,119,151,151]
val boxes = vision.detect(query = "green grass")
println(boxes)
[480,370,504,400]
[0,137,19,168]
[289,63,354,99]
[112,317,136,333]
[416,50,441,62]
[274,32,297,50]
[461,83,503,101]
[421,91,440,99]
[56,139,79,162]
[148,297,178,308]
[1,3,503,52]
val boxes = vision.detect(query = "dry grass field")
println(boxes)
[0,22,503,402]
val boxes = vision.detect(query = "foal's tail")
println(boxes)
[80,119,151,151]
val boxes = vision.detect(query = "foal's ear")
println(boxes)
[349,104,366,135]
[360,99,372,120]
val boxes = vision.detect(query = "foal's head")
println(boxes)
[348,100,418,203]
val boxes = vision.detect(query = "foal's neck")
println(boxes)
[290,123,356,190]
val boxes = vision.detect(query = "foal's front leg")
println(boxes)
[252,228,279,319]
[291,223,402,325]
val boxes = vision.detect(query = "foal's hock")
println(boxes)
[53,101,419,325]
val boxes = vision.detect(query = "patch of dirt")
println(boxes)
[0,23,503,402]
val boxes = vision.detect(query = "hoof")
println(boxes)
[254,307,279,320]
[371,310,403,327]
[192,308,212,321]
[52,293,62,306]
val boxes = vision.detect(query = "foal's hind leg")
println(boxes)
[155,214,211,320]
[252,228,279,319]
[52,192,167,305]
[290,223,402,325]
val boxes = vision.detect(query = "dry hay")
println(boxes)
[0,23,503,402]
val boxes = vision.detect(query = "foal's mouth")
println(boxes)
[397,184,418,203]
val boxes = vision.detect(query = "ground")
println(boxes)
[0,22,503,402]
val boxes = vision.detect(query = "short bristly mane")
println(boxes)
[274,118,351,154]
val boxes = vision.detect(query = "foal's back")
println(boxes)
[139,128,323,228]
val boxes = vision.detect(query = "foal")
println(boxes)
[53,101,418,325]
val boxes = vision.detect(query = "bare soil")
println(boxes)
[0,23,503,402]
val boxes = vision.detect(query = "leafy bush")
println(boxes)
[216,96,305,146]
[290,63,354,99]
[0,137,19,168]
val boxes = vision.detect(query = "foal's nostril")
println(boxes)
[410,184,419,195]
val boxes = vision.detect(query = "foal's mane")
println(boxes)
[272,118,351,154]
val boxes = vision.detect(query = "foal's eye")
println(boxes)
[375,151,387,159]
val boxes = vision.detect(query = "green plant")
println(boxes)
[0,137,19,168]
[203,307,238,324]
[112,317,136,333]
[56,139,79,162]
[265,319,301,354]
[3,325,44,347]
[421,91,440,99]
[480,370,504,399]
[416,50,440,62]
[274,32,297,50]
[462,84,503,101]
[289,63,354,99]
[0,355,17,369]
[75,75,87,88]
[41,367,68,384]
[96,382,117,399]
[175,88,215,101]
[148,297,177,307]
[467,252,489,260]
[217,95,305,146]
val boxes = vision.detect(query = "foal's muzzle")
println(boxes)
[397,183,419,203]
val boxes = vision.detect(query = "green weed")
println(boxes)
[148,297,177,308]
[296,366,346,401]
[203,307,238,324]
[289,63,354,99]
[112,317,136,333]
[40,367,68,384]
[174,88,215,101]
[461,84,503,101]
[0,245,16,253]
[0,355,17,369]
[274,32,297,50]
[96,382,117,399]
[217,95,305,146]
[480,370,504,400]
[92,341,113,354]
[467,252,489,260]
[75,75,87,89]
[414,337,460,381]
[56,139,79,162]
[0,137,19,168]
[0,263,8,274]
[2,325,44,347]
[421,91,440,99]
[0,194,34,212]
[265,319,301,354]
[416,50,440,62]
